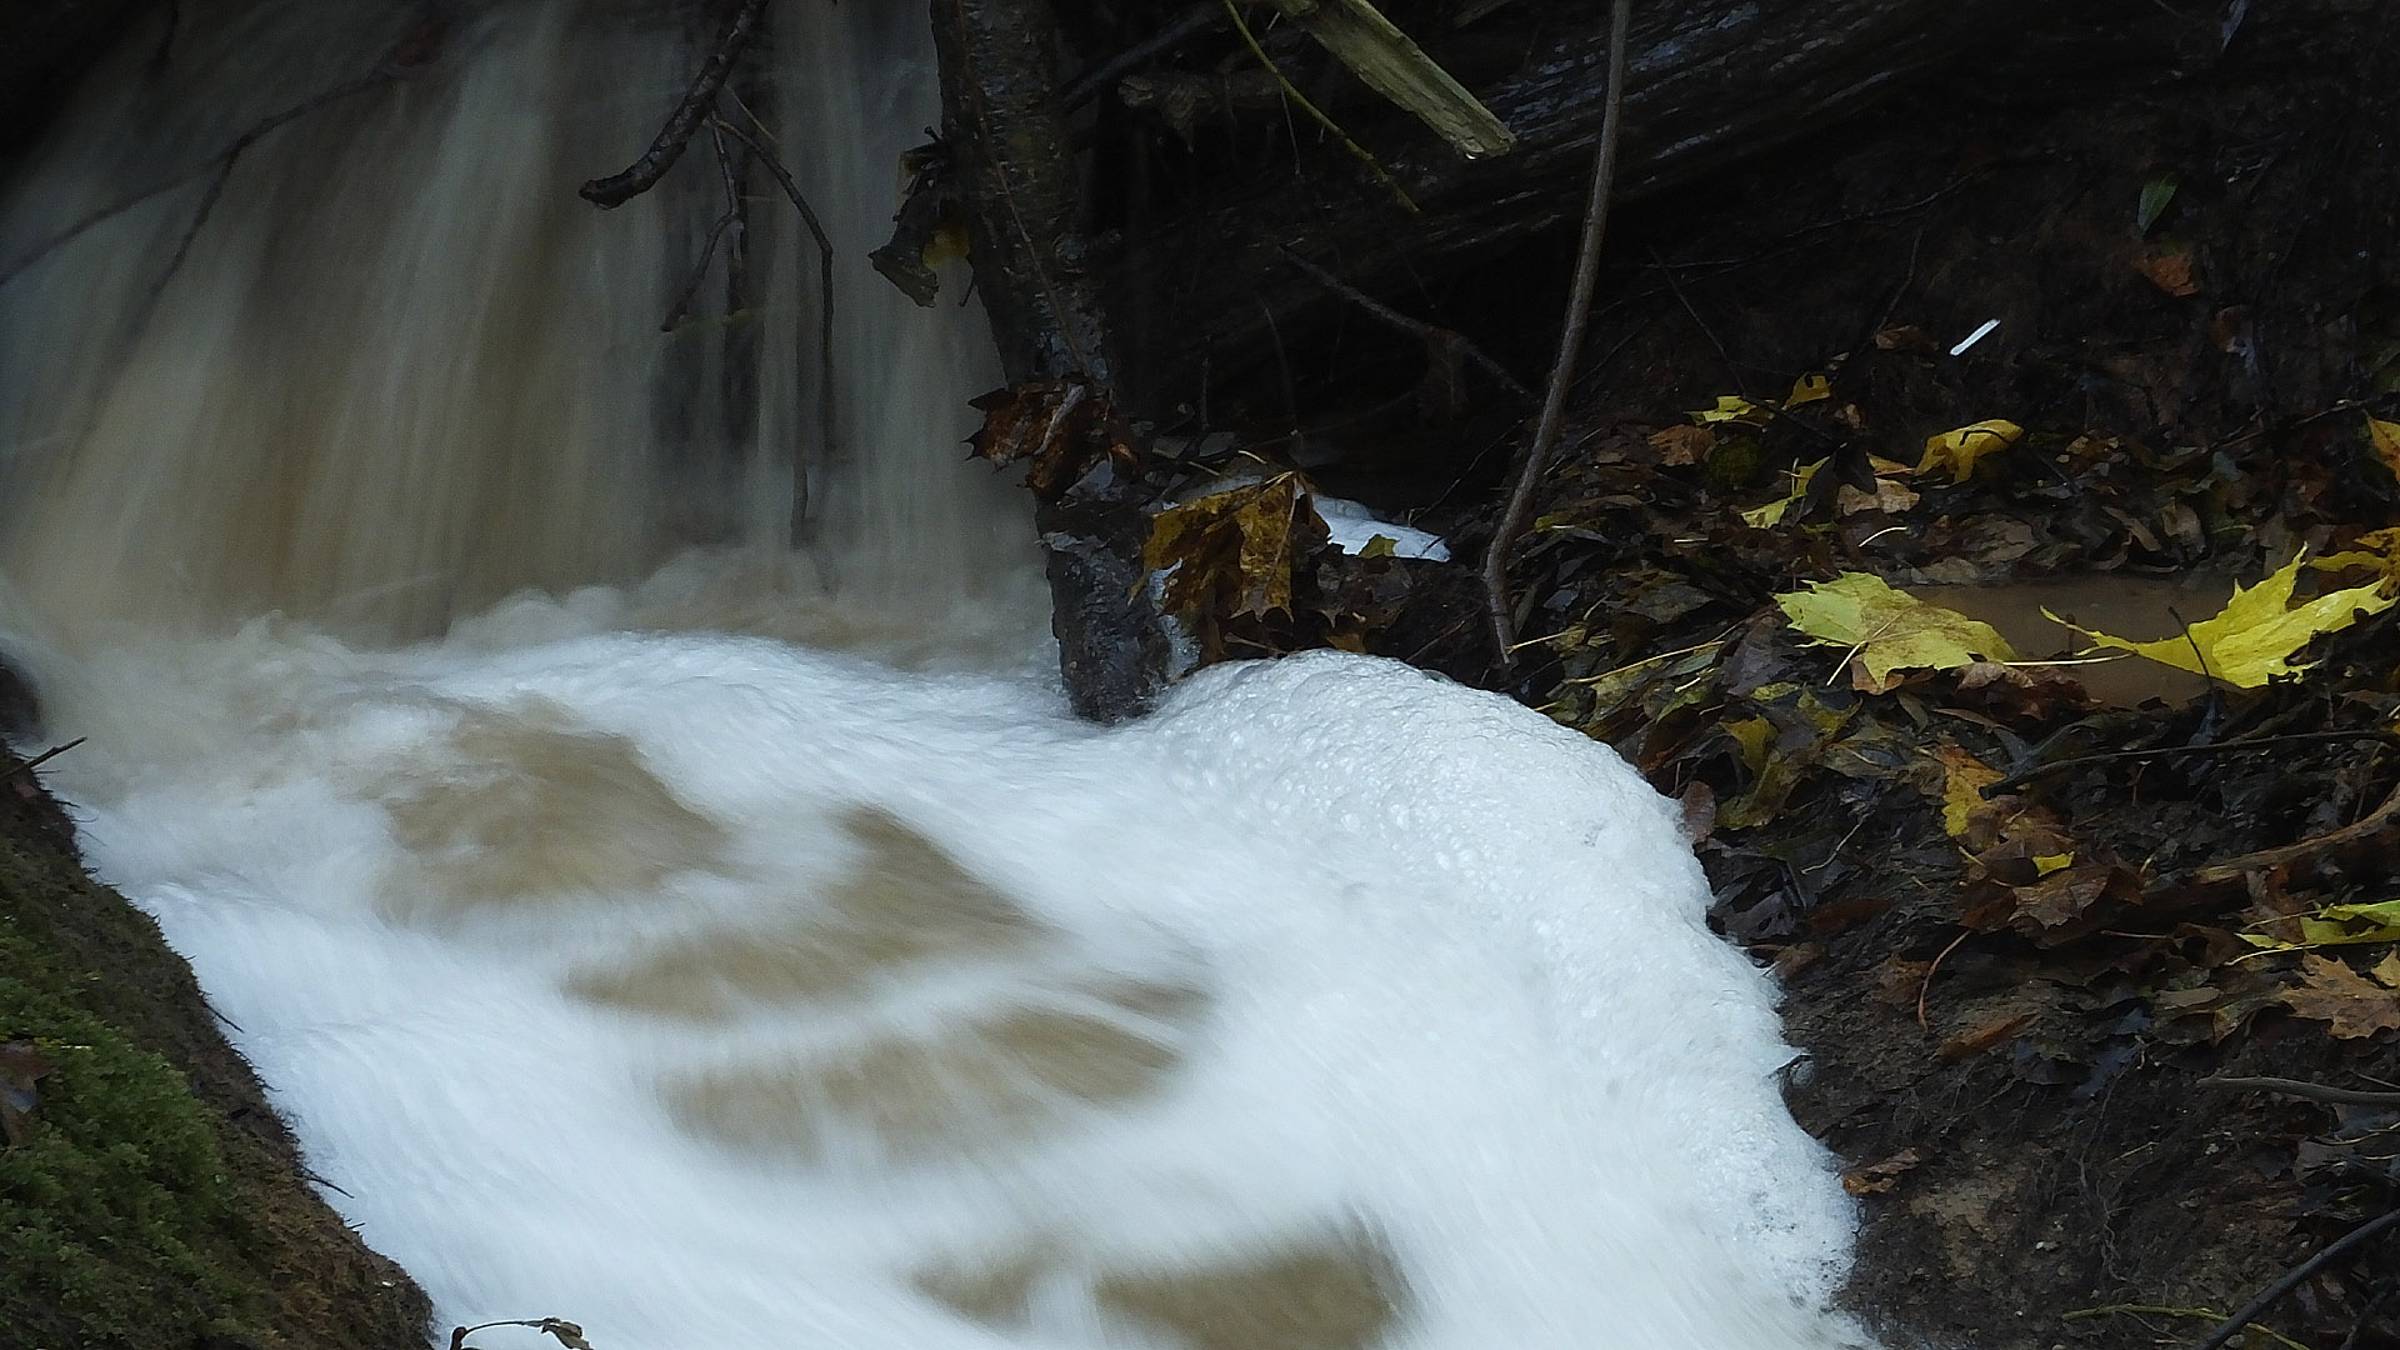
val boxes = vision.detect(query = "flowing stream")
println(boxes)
[0,4,1871,1346]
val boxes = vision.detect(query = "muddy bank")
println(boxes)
[0,728,430,1349]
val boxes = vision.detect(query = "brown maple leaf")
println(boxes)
[2281,956,2400,1039]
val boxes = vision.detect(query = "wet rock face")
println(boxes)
[0,657,39,737]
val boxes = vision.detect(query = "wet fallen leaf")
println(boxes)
[1930,744,2003,839]
[1786,373,1832,407]
[2314,527,2400,585]
[1649,424,1714,466]
[2369,416,2400,484]
[1741,457,1827,528]
[1950,661,2093,724]
[1916,420,2024,482]
[1776,573,2020,692]
[1868,956,1934,1012]
[2008,865,2122,936]
[2242,898,2400,952]
[1842,1148,1922,1196]
[1144,474,1334,657]
[1940,1011,2036,1062]
[1691,394,1765,425]
[2050,555,2395,688]
[1836,479,1919,516]
[2281,955,2400,1039]
[2375,950,2400,989]
[0,1040,49,1146]
[968,381,1137,500]
[2134,247,2200,297]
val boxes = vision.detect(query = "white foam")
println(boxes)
[22,592,1869,1350]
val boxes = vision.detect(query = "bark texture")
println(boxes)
[933,0,1172,721]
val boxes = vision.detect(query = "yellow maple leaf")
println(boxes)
[2313,527,2400,586]
[2366,414,2400,483]
[1776,573,2021,693]
[1916,420,2024,482]
[1740,457,1827,528]
[2050,555,2395,688]
[1931,744,2002,838]
[2241,899,2400,952]
[1786,373,1832,407]
[1691,394,1766,425]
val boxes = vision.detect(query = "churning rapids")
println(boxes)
[0,3,1871,1347]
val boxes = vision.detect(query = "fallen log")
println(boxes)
[1104,0,2204,396]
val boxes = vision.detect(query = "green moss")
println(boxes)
[0,798,430,1350]
[0,908,273,1348]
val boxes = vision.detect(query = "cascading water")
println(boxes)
[0,3,1874,1347]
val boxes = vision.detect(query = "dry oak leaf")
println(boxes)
[2281,955,2400,1038]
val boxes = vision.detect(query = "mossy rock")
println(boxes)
[0,757,430,1350]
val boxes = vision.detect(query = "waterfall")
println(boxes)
[0,3,1872,1347]
[0,0,1034,646]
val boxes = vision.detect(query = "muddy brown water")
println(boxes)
[1910,573,2238,707]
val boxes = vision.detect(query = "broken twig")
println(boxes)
[1984,729,2400,796]
[2202,1075,2400,1108]
[1482,0,1631,662]
[3,739,86,783]
[580,0,766,208]
[2188,778,2400,885]
[2191,1207,2400,1350]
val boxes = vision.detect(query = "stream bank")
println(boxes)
[1,725,430,1349]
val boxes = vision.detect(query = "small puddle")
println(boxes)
[1910,574,2235,708]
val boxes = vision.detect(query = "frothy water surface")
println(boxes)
[0,2,1870,1346]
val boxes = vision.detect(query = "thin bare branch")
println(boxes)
[580,0,767,208]
[0,72,389,292]
[709,113,837,532]
[1482,0,1632,663]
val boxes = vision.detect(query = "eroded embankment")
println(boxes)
[1,715,430,1350]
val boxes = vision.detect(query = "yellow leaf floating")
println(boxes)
[1740,457,1827,528]
[2369,415,2400,483]
[1786,373,1832,407]
[1917,420,2024,482]
[1776,573,2020,693]
[2050,554,2395,689]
